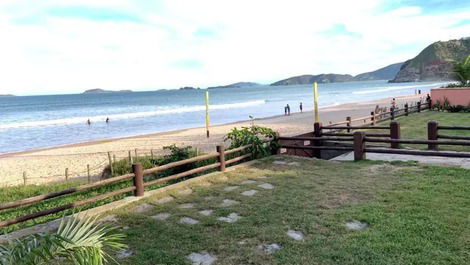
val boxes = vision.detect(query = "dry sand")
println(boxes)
[0,94,424,186]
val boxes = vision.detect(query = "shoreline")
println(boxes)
[1,92,423,158]
[0,93,424,186]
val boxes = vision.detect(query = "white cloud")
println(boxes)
[0,0,468,95]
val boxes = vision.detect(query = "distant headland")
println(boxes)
[0,94,15,97]
[83,89,133,94]
[208,82,260,89]
[179,86,201,90]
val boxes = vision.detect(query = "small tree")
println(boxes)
[453,55,470,86]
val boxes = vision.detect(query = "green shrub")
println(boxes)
[224,125,278,159]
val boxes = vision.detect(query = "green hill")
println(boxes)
[391,38,470,82]
[354,62,403,81]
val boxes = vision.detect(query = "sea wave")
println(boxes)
[352,83,446,95]
[0,99,266,130]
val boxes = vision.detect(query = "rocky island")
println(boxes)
[83,89,132,94]
[207,82,260,89]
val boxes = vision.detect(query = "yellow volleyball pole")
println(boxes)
[313,82,319,122]
[205,90,210,138]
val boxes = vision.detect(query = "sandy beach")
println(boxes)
[0,94,424,186]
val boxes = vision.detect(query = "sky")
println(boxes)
[0,0,469,95]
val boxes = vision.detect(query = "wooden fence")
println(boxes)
[0,144,253,228]
[279,120,470,161]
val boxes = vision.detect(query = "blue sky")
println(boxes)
[0,0,468,95]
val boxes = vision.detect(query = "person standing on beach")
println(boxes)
[391,98,396,109]
[284,105,287,115]
[299,102,303,113]
[287,104,291,115]
[87,119,91,126]
[106,117,109,124]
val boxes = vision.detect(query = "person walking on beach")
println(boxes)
[106,117,109,124]
[87,119,91,126]
[391,98,396,109]
[284,105,287,115]
[299,102,303,113]
[286,104,291,115]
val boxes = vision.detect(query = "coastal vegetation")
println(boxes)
[104,157,469,264]
[0,215,125,265]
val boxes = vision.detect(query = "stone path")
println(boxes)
[123,171,364,264]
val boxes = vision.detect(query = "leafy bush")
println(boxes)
[447,105,466,113]
[102,145,217,179]
[224,125,278,159]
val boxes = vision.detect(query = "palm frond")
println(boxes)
[0,214,126,265]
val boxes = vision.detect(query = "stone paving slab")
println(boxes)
[217,213,241,223]
[155,196,175,204]
[178,203,195,209]
[151,213,171,221]
[287,230,304,241]
[132,203,155,213]
[187,251,217,265]
[220,199,239,207]
[180,217,199,225]
[241,180,257,185]
[241,190,258,196]
[199,210,214,216]
[223,186,240,191]
[258,183,274,190]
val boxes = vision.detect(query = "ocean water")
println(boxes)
[0,80,446,154]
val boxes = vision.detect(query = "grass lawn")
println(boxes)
[372,111,470,151]
[104,156,470,265]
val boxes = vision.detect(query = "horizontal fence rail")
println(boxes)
[0,143,259,229]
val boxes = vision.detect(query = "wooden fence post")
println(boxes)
[405,103,409,116]
[132,163,144,197]
[370,111,375,125]
[150,149,154,159]
[390,121,401,149]
[353,132,366,161]
[87,164,91,183]
[417,101,421,113]
[346,117,351,132]
[391,107,395,120]
[216,145,226,171]
[65,168,69,181]
[107,152,114,176]
[313,122,322,159]
[135,148,138,158]
[428,121,438,150]
[275,132,282,155]
[128,150,132,164]
[23,171,27,186]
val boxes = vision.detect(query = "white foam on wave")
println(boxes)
[352,82,446,95]
[0,99,266,130]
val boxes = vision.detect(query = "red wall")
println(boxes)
[431,88,470,106]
